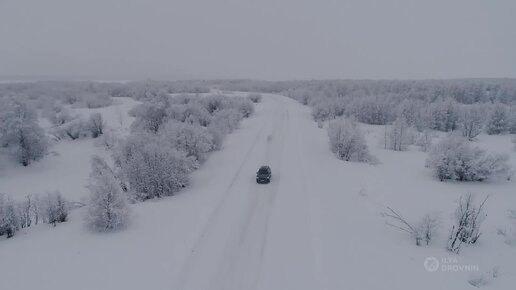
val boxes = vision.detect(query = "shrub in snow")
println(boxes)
[0,194,20,238]
[166,103,212,127]
[414,129,434,152]
[447,194,488,253]
[328,118,373,163]
[236,99,254,118]
[159,121,214,162]
[312,102,335,121]
[509,106,516,134]
[458,104,484,140]
[86,156,130,231]
[202,95,227,114]
[209,109,242,135]
[426,136,511,182]
[386,116,410,151]
[115,134,196,200]
[44,104,74,126]
[349,96,395,125]
[43,192,69,226]
[53,119,89,140]
[427,98,460,132]
[130,103,168,133]
[0,99,49,166]
[397,99,422,127]
[80,93,113,109]
[247,93,262,103]
[486,103,510,135]
[87,112,105,138]
[94,130,120,150]
[384,207,439,246]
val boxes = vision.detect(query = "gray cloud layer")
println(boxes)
[1,0,515,80]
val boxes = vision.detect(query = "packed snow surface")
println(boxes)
[1,93,515,290]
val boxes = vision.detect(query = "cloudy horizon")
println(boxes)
[1,0,515,81]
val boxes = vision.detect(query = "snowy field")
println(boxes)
[1,92,516,290]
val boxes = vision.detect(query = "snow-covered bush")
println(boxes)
[43,104,74,126]
[86,156,130,231]
[0,194,20,238]
[427,98,460,132]
[80,93,113,109]
[209,108,243,136]
[397,98,422,127]
[247,93,262,103]
[53,119,89,140]
[328,118,373,163]
[94,130,120,150]
[42,191,68,226]
[384,207,439,246]
[458,104,484,140]
[509,106,516,134]
[386,116,410,151]
[426,136,511,181]
[0,99,49,166]
[87,112,105,138]
[236,99,254,118]
[349,96,395,125]
[414,129,434,152]
[130,103,168,133]
[486,103,510,135]
[447,194,488,253]
[166,103,212,127]
[159,121,214,162]
[114,134,196,200]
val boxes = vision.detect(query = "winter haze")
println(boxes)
[1,1,516,290]
[1,0,516,80]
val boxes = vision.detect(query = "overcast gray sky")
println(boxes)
[0,0,515,80]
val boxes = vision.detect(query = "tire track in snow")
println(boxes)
[175,95,286,290]
[175,111,271,290]
[224,101,288,290]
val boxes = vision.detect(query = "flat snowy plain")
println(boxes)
[1,93,515,290]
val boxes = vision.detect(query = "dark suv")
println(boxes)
[256,165,272,184]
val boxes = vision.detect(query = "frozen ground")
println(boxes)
[1,93,515,289]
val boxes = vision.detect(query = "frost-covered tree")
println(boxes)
[247,93,262,103]
[427,98,459,132]
[0,99,49,166]
[159,121,214,162]
[80,92,113,109]
[387,116,409,151]
[115,134,196,200]
[509,106,516,134]
[397,98,421,127]
[350,96,394,125]
[414,129,434,152]
[130,103,168,133]
[0,194,20,238]
[459,104,484,140]
[86,156,130,231]
[53,119,89,140]
[312,102,335,121]
[236,99,255,118]
[426,136,511,181]
[486,103,510,135]
[208,109,242,136]
[328,118,373,163]
[43,192,68,226]
[87,112,105,138]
